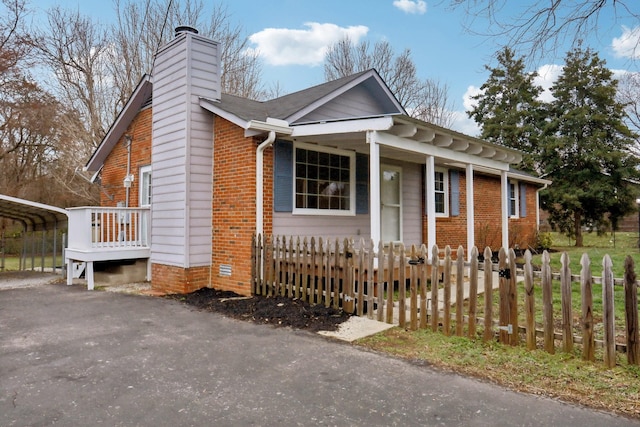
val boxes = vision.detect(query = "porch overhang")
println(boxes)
[0,194,68,232]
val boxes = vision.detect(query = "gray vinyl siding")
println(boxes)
[298,85,390,123]
[272,158,422,248]
[151,32,219,267]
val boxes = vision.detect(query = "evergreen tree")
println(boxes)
[540,47,639,246]
[468,47,544,172]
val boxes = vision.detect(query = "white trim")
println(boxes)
[466,164,475,260]
[425,156,436,255]
[509,180,519,219]
[434,167,449,217]
[139,165,152,207]
[369,133,381,246]
[292,141,356,216]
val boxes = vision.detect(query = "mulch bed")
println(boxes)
[166,287,351,332]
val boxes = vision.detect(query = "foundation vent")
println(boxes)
[219,264,232,277]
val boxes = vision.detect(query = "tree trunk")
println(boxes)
[574,211,583,247]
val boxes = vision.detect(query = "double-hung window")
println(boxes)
[434,168,449,217]
[293,142,355,215]
[509,181,519,218]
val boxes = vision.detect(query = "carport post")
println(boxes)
[52,224,58,274]
[31,231,35,271]
[41,230,46,272]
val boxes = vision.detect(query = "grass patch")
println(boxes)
[357,327,640,418]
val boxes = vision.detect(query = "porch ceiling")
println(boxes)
[0,195,68,232]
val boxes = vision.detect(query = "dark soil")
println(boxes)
[167,287,351,332]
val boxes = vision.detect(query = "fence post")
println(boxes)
[274,236,281,297]
[318,237,325,305]
[541,250,555,354]
[398,243,407,328]
[524,250,536,350]
[367,239,375,320]
[498,248,510,344]
[309,237,316,304]
[376,241,385,322]
[561,252,573,353]
[602,254,616,368]
[357,238,366,317]
[580,253,595,362]
[419,244,428,330]
[442,246,452,336]
[624,255,639,366]
[344,238,355,314]
[332,238,340,310]
[468,246,478,339]
[455,246,465,336]
[409,244,418,331]
[430,245,440,332]
[483,246,493,341]
[386,242,395,324]
[508,248,518,346]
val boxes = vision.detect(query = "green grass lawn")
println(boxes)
[531,231,640,278]
[0,255,59,271]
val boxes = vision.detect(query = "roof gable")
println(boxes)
[85,75,153,172]
[199,69,406,128]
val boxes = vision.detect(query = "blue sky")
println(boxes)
[28,0,640,135]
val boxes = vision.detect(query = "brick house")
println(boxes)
[73,27,550,295]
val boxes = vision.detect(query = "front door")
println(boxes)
[380,165,402,242]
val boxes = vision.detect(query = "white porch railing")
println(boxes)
[67,207,151,251]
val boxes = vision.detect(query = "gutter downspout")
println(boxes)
[256,131,276,238]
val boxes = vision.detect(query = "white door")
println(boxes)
[380,165,402,242]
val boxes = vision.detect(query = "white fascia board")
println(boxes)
[506,171,552,185]
[373,130,510,171]
[291,116,395,138]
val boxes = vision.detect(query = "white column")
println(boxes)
[426,155,436,257]
[501,170,509,250]
[466,164,475,260]
[368,131,381,247]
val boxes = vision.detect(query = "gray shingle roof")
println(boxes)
[213,70,373,122]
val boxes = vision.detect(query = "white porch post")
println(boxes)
[466,164,475,260]
[501,170,509,250]
[368,131,381,247]
[426,155,436,257]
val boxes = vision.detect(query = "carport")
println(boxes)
[0,194,68,272]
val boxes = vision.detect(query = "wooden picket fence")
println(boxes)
[251,234,640,368]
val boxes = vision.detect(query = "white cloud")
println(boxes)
[450,111,481,137]
[462,85,482,112]
[450,86,483,137]
[393,0,427,15]
[247,23,368,66]
[612,26,640,59]
[533,64,562,102]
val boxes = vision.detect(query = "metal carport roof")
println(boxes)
[0,194,68,232]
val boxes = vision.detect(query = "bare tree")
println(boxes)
[324,36,455,127]
[110,0,264,102]
[31,7,114,149]
[0,0,29,76]
[447,0,640,63]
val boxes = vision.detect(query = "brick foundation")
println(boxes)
[150,263,211,295]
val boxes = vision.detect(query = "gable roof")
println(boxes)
[85,75,152,173]
[199,69,406,130]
